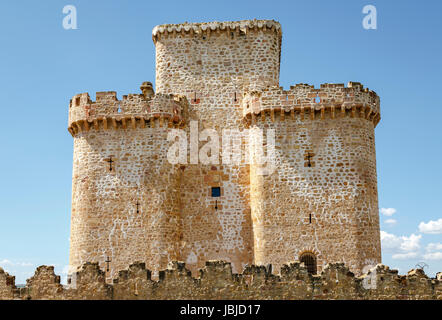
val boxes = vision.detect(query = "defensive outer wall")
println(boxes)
[0,262,441,300]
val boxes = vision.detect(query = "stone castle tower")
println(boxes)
[67,20,381,280]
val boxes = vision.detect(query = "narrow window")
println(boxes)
[304,152,315,168]
[105,156,114,171]
[75,97,80,106]
[105,256,112,272]
[300,252,317,275]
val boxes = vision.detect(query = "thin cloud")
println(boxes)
[380,231,421,260]
[385,219,397,225]
[0,259,12,266]
[423,252,442,260]
[419,218,442,234]
[426,243,442,252]
[423,243,442,261]
[392,252,418,260]
[0,259,34,268]
[380,208,397,216]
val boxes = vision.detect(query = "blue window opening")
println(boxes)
[211,187,221,198]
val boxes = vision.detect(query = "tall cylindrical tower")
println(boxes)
[152,20,282,273]
[244,82,381,275]
[68,86,186,279]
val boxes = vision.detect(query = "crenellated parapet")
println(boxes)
[152,19,282,42]
[242,82,381,126]
[1,261,440,300]
[68,84,188,136]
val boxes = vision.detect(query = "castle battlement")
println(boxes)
[242,82,381,126]
[1,262,441,300]
[152,19,282,42]
[68,88,188,136]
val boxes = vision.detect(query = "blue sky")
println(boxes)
[0,0,441,283]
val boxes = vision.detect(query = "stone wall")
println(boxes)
[69,122,184,279]
[0,262,441,300]
[0,268,15,300]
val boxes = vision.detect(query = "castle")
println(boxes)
[67,19,382,282]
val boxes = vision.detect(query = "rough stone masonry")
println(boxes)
[0,262,441,300]
[66,19,383,285]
